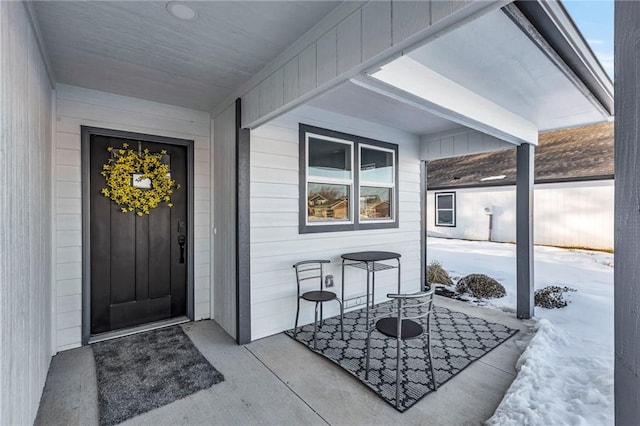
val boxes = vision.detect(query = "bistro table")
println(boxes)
[340,251,401,327]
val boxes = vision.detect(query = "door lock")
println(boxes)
[178,235,186,264]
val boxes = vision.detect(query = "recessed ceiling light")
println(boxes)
[166,2,197,21]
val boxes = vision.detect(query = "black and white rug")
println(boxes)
[285,301,518,412]
[93,325,224,426]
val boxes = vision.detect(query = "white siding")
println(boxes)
[427,180,614,250]
[250,105,422,340]
[53,84,211,351]
[421,128,514,160]
[0,2,53,424]
[212,104,237,338]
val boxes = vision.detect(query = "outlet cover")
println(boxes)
[325,275,334,287]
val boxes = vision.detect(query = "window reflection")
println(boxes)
[360,186,392,220]
[308,183,350,221]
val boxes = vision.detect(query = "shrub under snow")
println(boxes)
[456,273,506,299]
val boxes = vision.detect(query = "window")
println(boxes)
[435,192,456,227]
[300,124,398,233]
[306,135,353,223]
[359,144,394,222]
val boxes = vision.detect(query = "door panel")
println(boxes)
[135,214,149,301]
[110,205,135,304]
[90,134,188,335]
[148,211,171,299]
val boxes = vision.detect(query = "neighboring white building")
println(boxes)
[426,122,614,251]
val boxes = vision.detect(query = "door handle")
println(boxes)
[178,235,186,264]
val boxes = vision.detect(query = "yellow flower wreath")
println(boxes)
[100,143,180,216]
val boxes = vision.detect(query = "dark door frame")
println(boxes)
[80,126,195,345]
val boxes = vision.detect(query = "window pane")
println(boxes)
[308,183,350,221]
[360,186,392,220]
[438,194,453,210]
[360,147,393,184]
[438,210,453,225]
[308,137,352,180]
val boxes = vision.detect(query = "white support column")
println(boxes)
[420,161,427,290]
[516,143,534,319]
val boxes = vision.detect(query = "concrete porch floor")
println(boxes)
[36,296,533,426]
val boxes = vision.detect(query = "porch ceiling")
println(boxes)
[305,6,612,142]
[32,1,340,112]
[405,8,609,133]
[307,81,464,136]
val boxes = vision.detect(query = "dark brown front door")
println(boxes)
[89,134,188,335]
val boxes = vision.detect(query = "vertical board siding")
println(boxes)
[362,1,391,62]
[421,129,514,160]
[212,104,237,338]
[391,1,431,44]
[298,44,317,96]
[283,57,300,105]
[426,180,614,250]
[53,84,211,351]
[240,0,485,127]
[431,0,472,24]
[336,11,362,76]
[250,105,422,340]
[0,3,53,424]
[316,29,338,86]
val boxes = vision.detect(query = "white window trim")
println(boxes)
[358,143,396,223]
[435,192,456,227]
[305,132,355,226]
[299,124,399,234]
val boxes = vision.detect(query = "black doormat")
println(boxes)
[92,325,224,426]
[285,302,517,412]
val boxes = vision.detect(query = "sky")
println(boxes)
[562,0,614,79]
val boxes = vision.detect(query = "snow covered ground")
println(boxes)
[427,237,614,426]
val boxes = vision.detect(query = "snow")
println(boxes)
[427,237,613,426]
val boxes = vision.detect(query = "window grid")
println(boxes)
[359,143,395,223]
[435,192,456,227]
[305,133,354,225]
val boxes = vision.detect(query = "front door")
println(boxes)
[89,133,189,335]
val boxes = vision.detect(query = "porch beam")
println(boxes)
[360,56,538,145]
[614,2,640,422]
[516,143,534,319]
[226,0,510,129]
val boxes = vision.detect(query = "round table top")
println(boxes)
[341,251,401,262]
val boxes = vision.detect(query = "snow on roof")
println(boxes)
[427,122,613,190]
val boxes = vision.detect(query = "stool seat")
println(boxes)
[375,317,423,340]
[302,290,337,302]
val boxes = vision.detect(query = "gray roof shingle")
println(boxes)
[427,122,614,189]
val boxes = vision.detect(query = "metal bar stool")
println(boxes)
[293,260,344,349]
[365,288,437,408]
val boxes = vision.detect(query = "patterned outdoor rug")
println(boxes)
[285,301,518,412]
[93,325,224,426]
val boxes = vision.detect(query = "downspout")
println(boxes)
[484,206,493,241]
